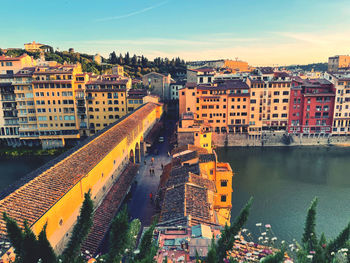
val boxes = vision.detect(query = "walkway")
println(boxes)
[81,164,139,255]
[127,119,174,227]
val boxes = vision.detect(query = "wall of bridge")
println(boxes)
[0,103,163,259]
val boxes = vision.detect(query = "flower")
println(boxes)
[307,255,313,259]
[331,252,335,256]
[234,235,240,239]
[261,232,267,236]
[265,224,271,228]
[256,223,262,227]
[309,251,315,254]
[271,237,277,241]
[258,237,263,241]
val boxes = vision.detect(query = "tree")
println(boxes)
[206,237,218,263]
[125,219,141,262]
[125,52,130,65]
[3,213,57,263]
[106,206,130,263]
[136,218,158,262]
[61,190,94,263]
[260,248,285,263]
[302,198,318,252]
[109,51,117,64]
[131,55,138,66]
[326,223,350,261]
[37,223,56,263]
[3,212,24,256]
[216,197,253,261]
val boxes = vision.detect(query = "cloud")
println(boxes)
[96,1,169,22]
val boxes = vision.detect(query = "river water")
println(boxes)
[216,146,350,242]
[0,156,52,193]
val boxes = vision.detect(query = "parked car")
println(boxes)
[158,136,164,143]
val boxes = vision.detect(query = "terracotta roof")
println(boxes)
[86,79,129,85]
[0,54,28,61]
[0,103,160,237]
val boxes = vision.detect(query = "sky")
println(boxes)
[1,0,350,66]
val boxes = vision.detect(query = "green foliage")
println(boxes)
[284,63,328,72]
[3,213,56,263]
[124,219,141,261]
[206,237,218,263]
[302,198,318,252]
[106,206,130,263]
[3,212,24,256]
[135,218,158,262]
[37,223,57,263]
[261,248,285,263]
[216,197,253,261]
[326,223,350,261]
[61,190,94,263]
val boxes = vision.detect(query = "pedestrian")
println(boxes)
[149,168,152,175]
[144,160,146,165]
[161,163,164,170]
[149,192,153,200]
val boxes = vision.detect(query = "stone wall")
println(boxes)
[212,132,350,147]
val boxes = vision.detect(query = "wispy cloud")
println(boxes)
[96,1,169,22]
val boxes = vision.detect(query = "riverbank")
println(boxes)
[0,146,70,158]
[212,132,350,147]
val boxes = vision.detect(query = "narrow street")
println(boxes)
[127,118,175,227]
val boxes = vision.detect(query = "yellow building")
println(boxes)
[85,76,131,135]
[31,64,83,148]
[247,72,291,135]
[0,54,36,75]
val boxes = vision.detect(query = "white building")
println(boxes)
[170,80,185,100]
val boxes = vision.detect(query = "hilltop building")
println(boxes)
[142,72,172,101]
[24,41,52,53]
[0,54,36,75]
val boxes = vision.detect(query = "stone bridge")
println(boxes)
[0,102,163,258]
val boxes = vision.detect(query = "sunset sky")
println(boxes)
[1,0,350,66]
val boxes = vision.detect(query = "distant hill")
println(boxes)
[0,48,186,78]
[283,62,328,72]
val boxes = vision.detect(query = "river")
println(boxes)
[216,146,350,242]
[0,156,52,193]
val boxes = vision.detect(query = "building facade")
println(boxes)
[328,55,350,72]
[288,79,335,134]
[142,72,171,101]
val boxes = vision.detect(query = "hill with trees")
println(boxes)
[0,48,187,78]
[284,62,328,72]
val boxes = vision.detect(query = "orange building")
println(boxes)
[179,80,250,134]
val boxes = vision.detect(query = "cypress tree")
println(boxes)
[216,197,253,261]
[22,220,40,263]
[61,190,94,262]
[206,237,218,263]
[302,198,318,251]
[326,223,350,260]
[136,218,158,261]
[260,248,285,263]
[37,223,56,263]
[106,206,130,263]
[3,212,24,256]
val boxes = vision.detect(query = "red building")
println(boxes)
[288,78,335,134]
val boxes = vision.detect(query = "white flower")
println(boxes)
[281,240,285,244]
[261,232,266,236]
[271,237,277,241]
[307,255,313,259]
[242,228,248,233]
[234,235,240,239]
[256,223,262,227]
[331,252,335,256]
[258,237,263,241]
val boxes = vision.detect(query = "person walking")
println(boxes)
[149,192,153,201]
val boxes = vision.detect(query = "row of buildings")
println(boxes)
[0,54,157,148]
[178,66,350,137]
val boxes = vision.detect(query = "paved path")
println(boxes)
[127,119,174,227]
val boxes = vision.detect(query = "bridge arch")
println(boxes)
[129,149,134,163]
[135,142,140,163]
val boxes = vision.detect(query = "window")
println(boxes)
[221,180,228,187]
[221,195,227,202]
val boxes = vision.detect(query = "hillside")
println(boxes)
[0,48,186,78]
[284,62,328,72]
